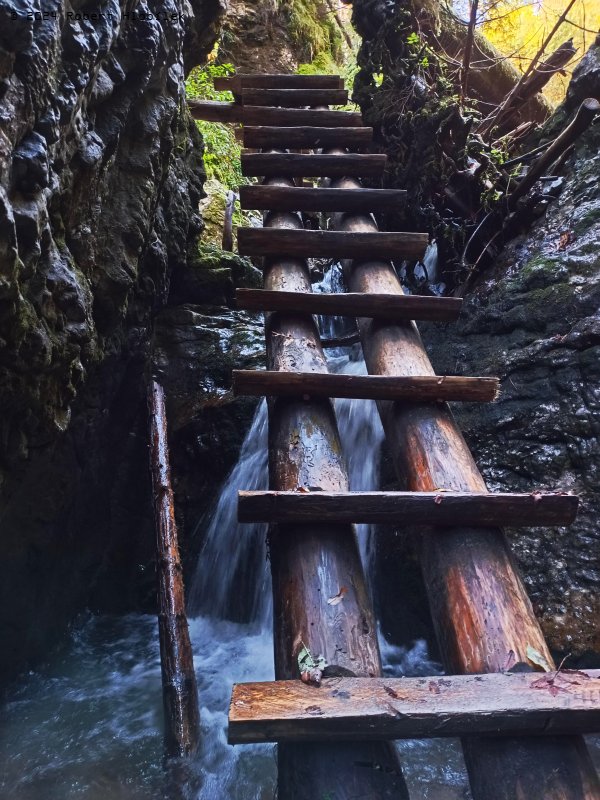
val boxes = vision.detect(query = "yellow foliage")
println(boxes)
[480,0,600,103]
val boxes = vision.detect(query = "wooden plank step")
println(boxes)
[239,186,405,212]
[243,126,373,149]
[241,152,386,178]
[188,100,242,123]
[242,107,362,127]
[237,490,579,526]
[215,74,344,91]
[233,371,498,402]
[237,228,428,261]
[241,88,349,107]
[228,671,600,744]
[235,289,460,321]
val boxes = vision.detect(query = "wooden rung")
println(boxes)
[237,228,428,261]
[239,186,405,212]
[241,88,349,107]
[228,670,600,744]
[236,289,460,321]
[215,74,344,91]
[188,99,242,123]
[243,126,373,150]
[233,371,498,402]
[242,107,362,127]
[241,153,386,178]
[237,490,579,526]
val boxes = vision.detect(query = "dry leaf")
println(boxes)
[296,485,310,493]
[384,685,399,699]
[327,586,348,606]
[526,644,552,672]
[557,230,575,251]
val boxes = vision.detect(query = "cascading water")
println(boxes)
[0,263,477,800]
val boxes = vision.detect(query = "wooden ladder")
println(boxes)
[193,73,600,799]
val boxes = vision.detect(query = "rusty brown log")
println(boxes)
[241,88,349,107]
[238,490,578,527]
[509,98,600,207]
[329,173,600,800]
[239,185,403,212]
[147,380,200,759]
[238,228,427,260]
[243,126,372,149]
[236,287,458,320]
[229,670,600,743]
[233,370,499,402]
[214,74,343,91]
[241,152,386,178]
[257,176,409,797]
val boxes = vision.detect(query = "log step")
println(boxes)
[243,126,373,150]
[237,490,579,526]
[241,153,386,178]
[241,88,349,107]
[236,289,460,321]
[242,107,362,127]
[228,670,600,744]
[237,228,428,261]
[214,74,344,91]
[239,186,405,212]
[233,371,498,402]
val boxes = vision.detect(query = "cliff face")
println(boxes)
[421,46,600,657]
[0,0,225,680]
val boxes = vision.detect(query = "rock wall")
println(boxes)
[0,0,226,681]
[421,45,600,658]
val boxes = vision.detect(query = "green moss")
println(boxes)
[282,0,342,64]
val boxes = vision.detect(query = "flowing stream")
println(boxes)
[2,264,596,798]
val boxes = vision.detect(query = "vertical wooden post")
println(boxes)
[148,380,200,759]
[330,174,600,800]
[261,177,410,799]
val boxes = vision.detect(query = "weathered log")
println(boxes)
[233,370,499,402]
[239,185,404,212]
[229,670,600,743]
[238,490,578,527]
[241,106,362,127]
[236,287,459,320]
[243,126,373,149]
[330,173,600,799]
[214,74,343,91]
[222,190,235,252]
[147,380,200,759]
[509,98,600,207]
[241,152,386,178]
[238,228,428,260]
[259,176,409,798]
[241,88,349,107]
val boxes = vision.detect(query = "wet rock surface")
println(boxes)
[0,0,243,680]
[420,61,600,657]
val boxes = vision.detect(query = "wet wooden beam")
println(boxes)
[258,175,410,798]
[233,371,499,403]
[147,380,200,758]
[239,185,404,212]
[214,74,344,91]
[229,670,600,744]
[238,490,578,527]
[241,152,386,178]
[241,88,349,107]
[243,126,373,150]
[330,173,600,800]
[236,287,458,320]
[238,228,428,260]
